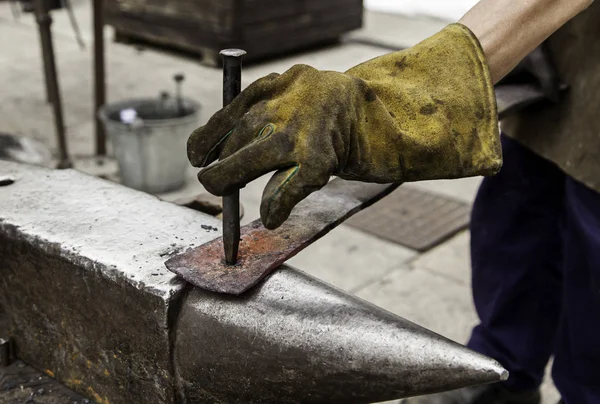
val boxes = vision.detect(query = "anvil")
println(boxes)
[0,160,507,403]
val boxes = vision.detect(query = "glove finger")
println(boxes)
[187,72,280,167]
[220,103,274,160]
[260,165,330,230]
[197,127,296,196]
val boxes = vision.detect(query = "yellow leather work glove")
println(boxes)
[188,23,501,230]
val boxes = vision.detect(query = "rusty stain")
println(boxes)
[166,221,307,294]
[87,386,110,404]
[166,180,400,295]
[66,378,84,387]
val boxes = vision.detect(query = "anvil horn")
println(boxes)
[175,269,508,403]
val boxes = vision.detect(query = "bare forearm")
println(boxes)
[460,0,593,83]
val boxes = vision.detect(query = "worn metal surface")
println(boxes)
[1,161,509,403]
[220,49,246,265]
[166,179,400,295]
[0,360,90,404]
[0,160,222,404]
[176,268,508,403]
[346,185,470,252]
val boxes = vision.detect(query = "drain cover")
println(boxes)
[346,185,470,252]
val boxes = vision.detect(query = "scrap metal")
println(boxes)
[166,180,400,295]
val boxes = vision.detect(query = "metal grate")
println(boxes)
[346,185,470,252]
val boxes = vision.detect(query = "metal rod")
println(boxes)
[220,49,246,265]
[174,73,185,117]
[93,0,106,156]
[36,0,53,104]
[64,0,86,50]
[34,0,72,169]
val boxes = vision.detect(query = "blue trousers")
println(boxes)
[467,135,600,403]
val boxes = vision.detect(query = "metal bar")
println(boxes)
[34,0,72,169]
[93,0,106,156]
[38,5,54,105]
[64,0,86,49]
[166,179,401,295]
[219,49,246,265]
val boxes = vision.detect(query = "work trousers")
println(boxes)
[467,135,600,403]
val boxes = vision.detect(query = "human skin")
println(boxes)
[459,0,594,83]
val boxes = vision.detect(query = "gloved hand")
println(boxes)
[497,41,562,103]
[188,24,501,230]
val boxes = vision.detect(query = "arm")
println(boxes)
[460,0,594,83]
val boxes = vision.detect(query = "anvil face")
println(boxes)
[0,161,506,403]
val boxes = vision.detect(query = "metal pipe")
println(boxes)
[35,2,53,104]
[64,0,85,50]
[34,0,72,169]
[220,49,246,265]
[93,0,106,156]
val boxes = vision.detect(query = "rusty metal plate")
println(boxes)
[346,186,470,252]
[165,179,400,295]
[0,360,89,404]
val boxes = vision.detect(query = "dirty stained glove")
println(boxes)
[188,23,501,230]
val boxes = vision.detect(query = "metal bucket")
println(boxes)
[99,97,201,194]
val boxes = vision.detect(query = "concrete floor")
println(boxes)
[0,1,559,402]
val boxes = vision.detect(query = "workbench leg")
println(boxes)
[40,38,54,104]
[93,0,106,156]
[35,0,72,169]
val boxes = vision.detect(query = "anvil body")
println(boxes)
[0,161,506,403]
